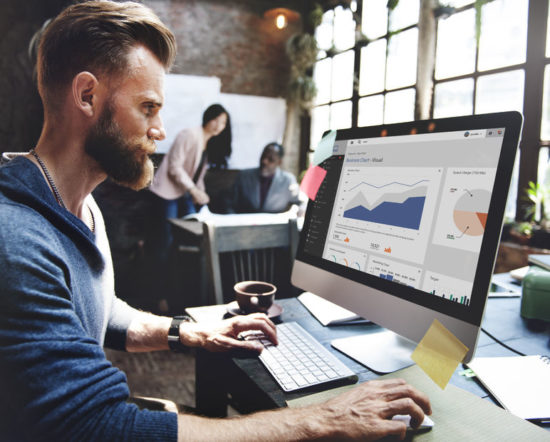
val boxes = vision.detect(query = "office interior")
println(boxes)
[1,0,550,429]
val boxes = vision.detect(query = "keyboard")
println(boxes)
[252,321,357,392]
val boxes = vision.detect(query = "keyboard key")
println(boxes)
[258,322,357,392]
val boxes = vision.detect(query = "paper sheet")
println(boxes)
[312,130,337,166]
[411,319,469,389]
[300,165,327,201]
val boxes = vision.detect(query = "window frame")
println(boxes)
[307,0,550,221]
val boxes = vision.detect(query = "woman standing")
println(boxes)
[147,104,231,311]
[150,103,232,216]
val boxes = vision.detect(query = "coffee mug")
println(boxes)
[234,281,276,314]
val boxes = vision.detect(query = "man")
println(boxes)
[229,142,306,215]
[0,2,431,441]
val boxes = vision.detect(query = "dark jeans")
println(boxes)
[147,192,198,306]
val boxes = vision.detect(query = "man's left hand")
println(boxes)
[180,313,277,353]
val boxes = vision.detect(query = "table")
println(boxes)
[190,296,550,424]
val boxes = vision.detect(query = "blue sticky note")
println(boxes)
[312,130,337,166]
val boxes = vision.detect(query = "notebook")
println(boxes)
[297,292,370,326]
[466,355,550,421]
[528,254,550,272]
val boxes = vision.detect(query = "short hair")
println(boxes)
[37,1,176,113]
[263,142,284,158]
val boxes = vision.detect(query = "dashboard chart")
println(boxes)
[326,166,442,264]
[343,180,428,230]
[432,168,496,253]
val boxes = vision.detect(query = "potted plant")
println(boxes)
[525,180,550,249]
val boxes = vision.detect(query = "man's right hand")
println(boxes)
[311,378,432,440]
[189,187,210,205]
[177,377,431,441]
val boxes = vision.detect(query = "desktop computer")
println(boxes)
[291,112,523,373]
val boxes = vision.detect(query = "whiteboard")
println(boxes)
[157,74,221,153]
[218,93,287,169]
[156,74,287,169]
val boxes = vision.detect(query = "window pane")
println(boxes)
[478,0,528,72]
[542,65,550,140]
[315,11,334,52]
[386,28,418,90]
[359,39,387,96]
[539,147,549,187]
[330,101,352,130]
[313,58,332,105]
[389,0,419,32]
[384,88,415,124]
[358,95,384,127]
[435,10,476,80]
[331,51,354,101]
[333,6,355,51]
[475,70,524,114]
[310,105,330,151]
[434,78,474,118]
[504,150,519,221]
[362,0,387,40]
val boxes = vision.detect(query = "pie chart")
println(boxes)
[452,189,491,236]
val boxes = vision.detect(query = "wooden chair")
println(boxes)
[203,219,299,305]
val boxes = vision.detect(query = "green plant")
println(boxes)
[525,180,550,224]
[286,33,319,111]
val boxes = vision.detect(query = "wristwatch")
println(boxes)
[168,315,192,352]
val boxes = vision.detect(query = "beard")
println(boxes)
[84,104,155,191]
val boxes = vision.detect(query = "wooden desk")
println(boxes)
[190,297,550,424]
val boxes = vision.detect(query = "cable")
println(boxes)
[481,327,526,356]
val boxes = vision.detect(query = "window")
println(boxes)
[308,0,550,220]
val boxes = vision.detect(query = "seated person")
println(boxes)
[228,142,306,214]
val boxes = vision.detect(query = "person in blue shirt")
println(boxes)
[0,2,431,441]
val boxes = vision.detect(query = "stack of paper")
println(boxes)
[297,292,369,326]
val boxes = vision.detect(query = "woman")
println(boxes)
[147,104,231,311]
[150,103,232,216]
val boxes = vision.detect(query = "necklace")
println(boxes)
[30,149,95,233]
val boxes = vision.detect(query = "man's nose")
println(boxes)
[148,118,166,141]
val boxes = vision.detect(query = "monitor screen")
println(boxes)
[293,112,522,363]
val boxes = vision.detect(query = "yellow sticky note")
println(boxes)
[411,319,469,390]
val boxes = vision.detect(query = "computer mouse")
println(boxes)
[391,414,434,431]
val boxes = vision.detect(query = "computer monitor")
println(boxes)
[292,112,523,373]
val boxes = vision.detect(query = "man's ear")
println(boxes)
[72,72,99,118]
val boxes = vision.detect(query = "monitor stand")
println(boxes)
[331,330,416,374]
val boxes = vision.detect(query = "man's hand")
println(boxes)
[309,378,432,440]
[189,186,210,205]
[180,313,277,353]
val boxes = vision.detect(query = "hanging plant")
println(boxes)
[286,33,319,111]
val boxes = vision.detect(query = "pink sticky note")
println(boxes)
[300,165,327,201]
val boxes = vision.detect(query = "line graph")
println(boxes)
[347,179,430,192]
[343,181,429,230]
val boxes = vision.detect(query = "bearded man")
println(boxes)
[0,2,430,441]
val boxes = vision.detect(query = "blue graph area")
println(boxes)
[343,196,426,230]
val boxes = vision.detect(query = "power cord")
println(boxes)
[481,327,526,356]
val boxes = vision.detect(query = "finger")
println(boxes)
[382,384,431,415]
[366,378,408,389]
[374,419,407,440]
[219,334,264,353]
[234,315,278,345]
[383,397,426,429]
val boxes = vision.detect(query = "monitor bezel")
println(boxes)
[294,111,523,328]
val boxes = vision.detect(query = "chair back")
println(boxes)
[203,219,299,305]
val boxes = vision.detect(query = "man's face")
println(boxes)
[85,45,165,190]
[260,148,282,177]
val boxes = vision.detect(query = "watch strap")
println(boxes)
[168,315,192,352]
